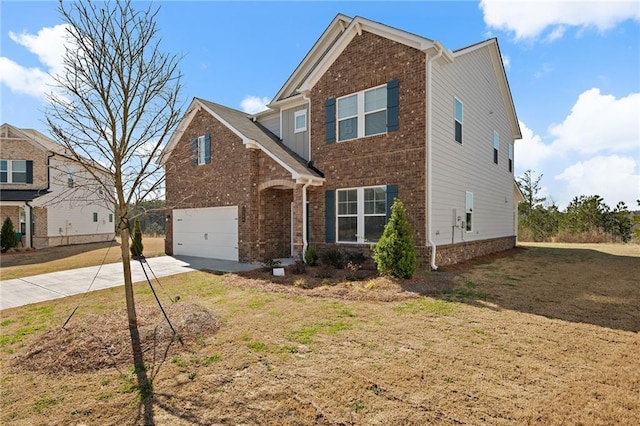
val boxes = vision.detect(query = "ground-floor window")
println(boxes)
[337,185,387,243]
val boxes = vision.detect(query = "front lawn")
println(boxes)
[1,243,638,424]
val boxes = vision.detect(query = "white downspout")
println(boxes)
[426,43,443,271]
[302,179,312,261]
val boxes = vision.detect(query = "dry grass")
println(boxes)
[1,243,638,425]
[0,237,166,280]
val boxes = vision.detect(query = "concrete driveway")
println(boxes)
[0,255,265,310]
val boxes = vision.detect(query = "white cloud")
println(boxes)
[0,24,71,100]
[480,0,640,40]
[501,54,510,70]
[555,155,639,208]
[514,120,554,171]
[240,96,270,114]
[549,89,640,156]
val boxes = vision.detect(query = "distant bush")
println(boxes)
[130,218,144,258]
[319,247,347,269]
[1,217,19,250]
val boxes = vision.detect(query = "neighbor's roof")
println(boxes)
[0,123,72,157]
[0,189,49,202]
[159,98,324,183]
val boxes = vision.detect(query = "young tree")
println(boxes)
[517,169,546,218]
[372,199,418,279]
[45,1,182,419]
[1,217,19,250]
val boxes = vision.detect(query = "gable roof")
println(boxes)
[279,15,437,100]
[0,123,72,157]
[453,38,522,140]
[159,98,324,184]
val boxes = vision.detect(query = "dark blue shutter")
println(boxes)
[204,133,211,164]
[325,98,336,143]
[26,160,33,184]
[386,184,398,221]
[191,138,197,166]
[325,190,335,243]
[387,79,399,132]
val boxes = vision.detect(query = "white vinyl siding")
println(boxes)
[430,44,516,245]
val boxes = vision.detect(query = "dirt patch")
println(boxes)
[15,303,220,374]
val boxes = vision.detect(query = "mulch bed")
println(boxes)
[14,303,220,374]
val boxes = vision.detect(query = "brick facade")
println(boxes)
[164,25,518,267]
[308,31,428,257]
[164,109,301,262]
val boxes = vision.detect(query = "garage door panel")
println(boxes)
[173,206,238,261]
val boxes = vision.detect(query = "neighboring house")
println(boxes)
[160,14,522,267]
[0,123,115,249]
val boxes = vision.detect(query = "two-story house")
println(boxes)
[0,123,115,249]
[160,14,522,268]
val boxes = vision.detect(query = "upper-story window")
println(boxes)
[493,131,499,164]
[508,144,513,173]
[0,159,30,184]
[191,134,211,166]
[454,97,463,144]
[294,110,307,133]
[67,167,75,188]
[337,85,387,142]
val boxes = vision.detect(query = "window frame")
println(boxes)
[0,160,28,184]
[197,135,206,166]
[508,143,513,173]
[336,185,387,243]
[493,131,499,164]
[465,191,473,232]
[337,84,388,142]
[294,109,307,133]
[0,160,7,183]
[454,97,463,144]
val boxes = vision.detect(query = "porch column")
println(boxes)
[22,204,31,248]
[292,184,304,259]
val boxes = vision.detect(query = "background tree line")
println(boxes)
[114,200,166,236]
[517,170,638,243]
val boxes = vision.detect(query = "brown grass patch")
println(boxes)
[1,243,639,425]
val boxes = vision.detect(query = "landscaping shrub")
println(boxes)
[1,217,19,250]
[130,218,144,258]
[372,199,418,279]
[304,246,318,266]
[319,247,347,269]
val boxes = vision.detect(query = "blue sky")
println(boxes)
[1,1,639,209]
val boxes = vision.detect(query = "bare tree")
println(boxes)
[46,0,182,420]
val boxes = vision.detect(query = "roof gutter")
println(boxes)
[425,42,445,271]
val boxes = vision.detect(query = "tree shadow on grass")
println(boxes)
[429,246,640,333]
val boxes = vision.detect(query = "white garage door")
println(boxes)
[173,206,238,261]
